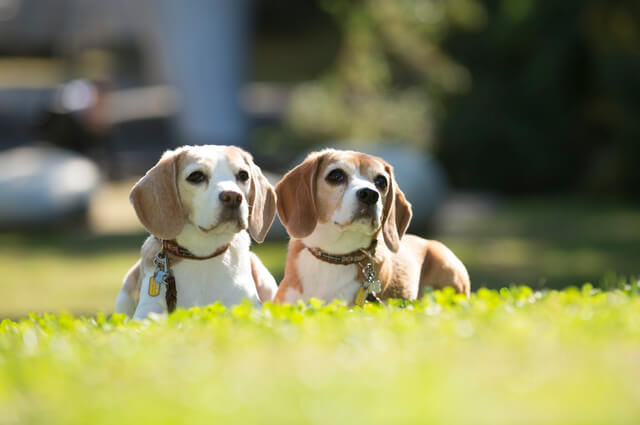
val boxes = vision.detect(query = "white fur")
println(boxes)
[280,287,304,303]
[178,146,250,236]
[114,291,137,317]
[293,249,361,303]
[132,231,260,320]
[330,170,383,229]
[303,170,383,254]
[302,221,373,254]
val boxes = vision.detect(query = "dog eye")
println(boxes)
[326,169,346,184]
[186,171,206,184]
[374,175,388,190]
[236,170,249,182]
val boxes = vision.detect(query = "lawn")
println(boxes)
[1,287,640,425]
[1,198,638,318]
[1,198,639,424]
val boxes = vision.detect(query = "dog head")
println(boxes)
[130,145,276,244]
[276,149,412,253]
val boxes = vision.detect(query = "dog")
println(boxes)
[274,149,470,305]
[115,145,278,319]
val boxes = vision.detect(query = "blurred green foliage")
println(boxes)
[2,286,640,424]
[440,0,640,196]
[286,0,486,149]
[281,0,640,196]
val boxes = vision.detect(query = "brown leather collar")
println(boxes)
[306,240,377,265]
[161,239,230,260]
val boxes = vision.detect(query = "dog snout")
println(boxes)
[219,190,243,209]
[356,188,379,205]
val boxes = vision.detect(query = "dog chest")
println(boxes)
[171,258,260,308]
[295,249,361,302]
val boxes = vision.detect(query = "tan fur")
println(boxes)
[130,150,186,240]
[273,239,305,302]
[249,252,277,302]
[373,234,470,299]
[381,162,412,253]
[233,148,277,243]
[275,149,470,302]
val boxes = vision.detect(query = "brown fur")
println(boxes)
[275,152,323,238]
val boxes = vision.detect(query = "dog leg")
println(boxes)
[115,261,142,317]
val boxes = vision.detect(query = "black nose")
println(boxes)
[356,188,379,205]
[219,191,243,209]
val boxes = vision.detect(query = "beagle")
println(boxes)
[274,149,470,305]
[115,145,278,319]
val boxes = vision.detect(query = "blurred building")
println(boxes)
[0,0,252,176]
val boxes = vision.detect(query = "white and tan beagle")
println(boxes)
[274,149,470,305]
[115,145,278,319]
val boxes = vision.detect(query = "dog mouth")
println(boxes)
[335,208,380,230]
[198,216,247,234]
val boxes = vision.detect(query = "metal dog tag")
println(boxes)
[148,274,162,297]
[149,252,169,297]
[154,270,167,284]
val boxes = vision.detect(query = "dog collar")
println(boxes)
[305,239,382,306]
[306,239,378,265]
[161,239,230,260]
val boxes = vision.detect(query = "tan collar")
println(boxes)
[160,239,230,260]
[306,240,377,265]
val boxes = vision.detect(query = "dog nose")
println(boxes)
[219,191,243,209]
[356,188,379,205]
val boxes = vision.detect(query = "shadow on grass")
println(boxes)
[434,198,640,290]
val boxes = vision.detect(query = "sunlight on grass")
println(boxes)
[1,287,640,425]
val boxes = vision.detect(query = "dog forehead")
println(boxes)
[323,150,386,176]
[176,145,247,173]
[178,145,225,166]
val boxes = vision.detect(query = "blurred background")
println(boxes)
[0,0,639,317]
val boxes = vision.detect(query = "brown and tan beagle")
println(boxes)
[274,149,470,304]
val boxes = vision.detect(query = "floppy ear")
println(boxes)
[275,153,323,239]
[129,150,185,240]
[242,152,277,243]
[382,163,412,252]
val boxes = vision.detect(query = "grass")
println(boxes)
[1,286,640,425]
[0,230,286,318]
[0,198,638,317]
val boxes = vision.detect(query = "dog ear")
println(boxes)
[382,163,412,253]
[241,151,277,243]
[275,152,324,239]
[130,149,185,240]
